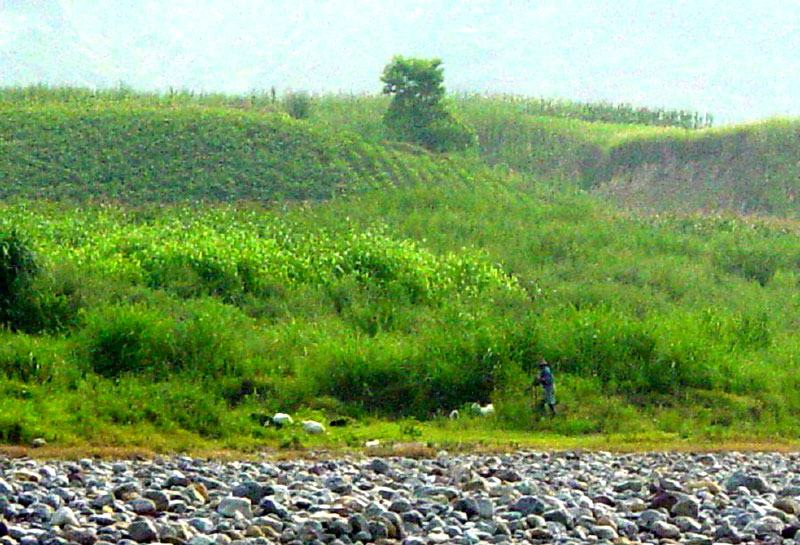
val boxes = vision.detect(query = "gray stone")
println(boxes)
[0,481,13,496]
[494,469,522,483]
[128,519,159,543]
[746,515,784,536]
[592,525,618,540]
[232,482,268,504]
[725,472,771,494]
[673,516,703,533]
[683,532,713,545]
[62,528,96,545]
[671,497,700,518]
[90,493,115,509]
[130,498,157,515]
[218,497,252,519]
[651,520,681,539]
[51,506,79,528]
[142,490,169,512]
[543,508,572,528]
[511,496,546,515]
[475,497,494,519]
[389,498,412,513]
[367,459,391,475]
[113,483,141,501]
[779,485,800,497]
[454,498,480,518]
[165,472,190,488]
[323,476,351,495]
[188,518,215,534]
[258,498,288,519]
[637,509,667,530]
[614,479,644,493]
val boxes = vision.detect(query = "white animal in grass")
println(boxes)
[302,420,326,434]
[470,402,495,416]
[272,413,294,426]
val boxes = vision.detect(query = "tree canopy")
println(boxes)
[381,56,475,153]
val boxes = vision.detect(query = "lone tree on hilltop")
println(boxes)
[381,55,476,153]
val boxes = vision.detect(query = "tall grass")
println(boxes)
[1,86,800,447]
[3,173,800,443]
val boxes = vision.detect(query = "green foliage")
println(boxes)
[283,92,313,120]
[80,301,245,379]
[0,102,473,202]
[0,228,39,330]
[597,120,800,216]
[713,239,783,286]
[457,93,713,129]
[0,333,62,383]
[3,86,800,446]
[381,56,476,152]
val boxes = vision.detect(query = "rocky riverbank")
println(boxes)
[1,451,799,545]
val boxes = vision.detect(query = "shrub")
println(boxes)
[283,92,313,120]
[82,305,164,378]
[0,334,60,383]
[0,229,38,328]
[381,56,476,153]
[415,115,477,153]
[713,240,781,286]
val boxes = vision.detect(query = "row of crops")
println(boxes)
[456,94,713,129]
[0,101,473,203]
[1,86,713,129]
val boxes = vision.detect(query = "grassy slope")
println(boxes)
[309,94,800,218]
[0,101,469,202]
[598,119,800,216]
[2,88,800,452]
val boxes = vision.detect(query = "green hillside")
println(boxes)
[0,99,469,203]
[2,87,800,451]
[308,94,800,218]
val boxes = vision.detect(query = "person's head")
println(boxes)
[538,357,548,368]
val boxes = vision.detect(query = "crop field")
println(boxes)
[1,86,800,451]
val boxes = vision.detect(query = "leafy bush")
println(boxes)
[414,115,477,153]
[0,334,58,383]
[713,240,781,286]
[82,305,164,378]
[381,56,476,153]
[0,229,38,329]
[283,92,313,120]
[81,302,245,379]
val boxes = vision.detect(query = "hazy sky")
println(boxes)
[2,0,799,124]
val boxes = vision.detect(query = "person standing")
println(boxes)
[534,358,556,416]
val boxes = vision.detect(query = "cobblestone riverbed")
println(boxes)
[1,450,800,545]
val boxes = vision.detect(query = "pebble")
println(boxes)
[1,451,799,545]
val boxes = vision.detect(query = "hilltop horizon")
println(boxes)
[3,0,800,125]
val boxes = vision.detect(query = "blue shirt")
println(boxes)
[539,366,554,388]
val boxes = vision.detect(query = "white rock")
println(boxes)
[652,520,681,539]
[52,506,79,527]
[217,496,252,518]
